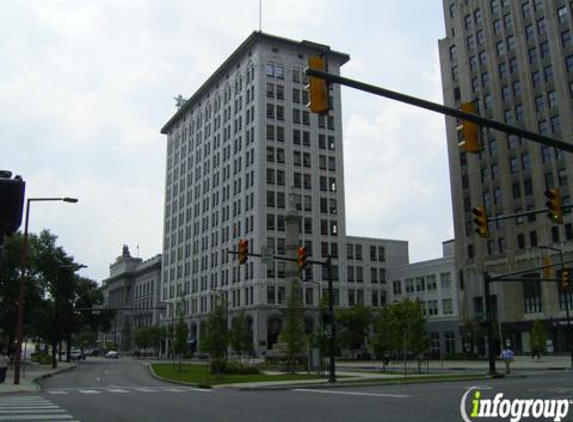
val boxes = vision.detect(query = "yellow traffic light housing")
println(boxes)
[562,268,571,291]
[306,55,329,114]
[457,102,480,153]
[238,239,249,265]
[297,246,307,272]
[542,255,552,280]
[472,206,489,238]
[545,187,563,224]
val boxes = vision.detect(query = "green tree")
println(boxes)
[173,317,190,371]
[202,297,228,376]
[279,280,306,373]
[530,319,547,357]
[229,311,252,363]
[336,304,372,359]
[370,300,429,371]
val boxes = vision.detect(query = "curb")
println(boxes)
[144,362,212,390]
[0,363,78,395]
[235,373,527,391]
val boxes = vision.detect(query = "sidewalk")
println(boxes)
[337,354,572,373]
[0,362,76,394]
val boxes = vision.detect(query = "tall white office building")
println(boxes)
[161,32,408,355]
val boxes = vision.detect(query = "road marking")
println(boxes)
[107,389,129,393]
[47,391,70,395]
[294,389,412,398]
[0,396,77,422]
[78,390,101,394]
[0,415,73,420]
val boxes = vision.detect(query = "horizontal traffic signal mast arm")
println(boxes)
[485,204,573,222]
[228,250,327,266]
[488,259,573,282]
[305,68,573,153]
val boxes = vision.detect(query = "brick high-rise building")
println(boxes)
[439,0,573,353]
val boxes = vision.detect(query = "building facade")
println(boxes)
[439,0,573,353]
[101,246,163,351]
[160,32,409,356]
[388,240,460,356]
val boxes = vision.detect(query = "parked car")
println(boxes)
[104,350,118,359]
[68,349,86,361]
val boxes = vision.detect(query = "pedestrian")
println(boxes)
[0,351,8,383]
[500,347,515,374]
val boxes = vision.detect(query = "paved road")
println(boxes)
[1,358,571,422]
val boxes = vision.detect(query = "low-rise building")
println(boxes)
[388,240,460,356]
[100,246,162,351]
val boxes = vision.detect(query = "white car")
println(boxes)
[104,351,118,359]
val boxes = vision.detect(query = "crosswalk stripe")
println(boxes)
[0,396,78,422]
[0,416,73,421]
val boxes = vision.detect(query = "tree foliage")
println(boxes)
[279,280,306,372]
[229,311,252,361]
[371,299,429,361]
[530,319,547,354]
[336,304,372,358]
[0,230,105,355]
[202,298,228,376]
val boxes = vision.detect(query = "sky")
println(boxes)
[1,0,451,282]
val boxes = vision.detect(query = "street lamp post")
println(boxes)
[539,245,573,367]
[13,197,78,385]
[159,301,174,359]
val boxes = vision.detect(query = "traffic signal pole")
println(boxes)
[305,68,573,153]
[483,273,497,376]
[326,255,336,383]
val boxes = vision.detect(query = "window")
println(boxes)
[443,299,453,315]
[558,6,569,24]
[526,24,535,41]
[523,275,543,313]
[562,30,572,49]
[537,18,547,35]
[393,280,402,295]
[540,41,549,59]
[493,19,502,34]
[522,1,531,17]
[497,41,506,56]
[548,91,558,108]
[440,272,451,289]
[566,55,573,73]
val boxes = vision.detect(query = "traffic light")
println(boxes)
[542,255,552,280]
[297,246,307,272]
[472,206,489,238]
[306,55,329,114]
[561,268,571,291]
[457,102,480,153]
[545,187,563,224]
[0,171,25,237]
[238,239,249,265]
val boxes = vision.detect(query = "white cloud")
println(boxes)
[1,0,451,279]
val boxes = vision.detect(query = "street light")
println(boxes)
[159,301,174,359]
[13,197,79,385]
[539,245,572,368]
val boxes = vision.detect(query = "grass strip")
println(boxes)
[152,363,327,386]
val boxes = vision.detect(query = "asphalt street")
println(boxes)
[0,358,571,422]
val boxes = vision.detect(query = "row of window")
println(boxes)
[392,272,452,295]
